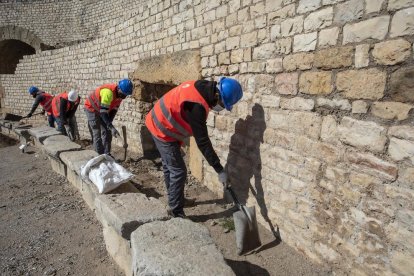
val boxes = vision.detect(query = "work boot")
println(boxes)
[168,209,186,219]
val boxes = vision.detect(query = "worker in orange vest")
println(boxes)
[51,90,80,141]
[145,77,243,218]
[26,86,55,127]
[84,79,133,155]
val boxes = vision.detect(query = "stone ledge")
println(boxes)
[60,150,99,174]
[28,125,61,143]
[43,135,82,158]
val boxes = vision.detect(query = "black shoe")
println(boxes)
[168,209,186,219]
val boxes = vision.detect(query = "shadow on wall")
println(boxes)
[226,104,280,240]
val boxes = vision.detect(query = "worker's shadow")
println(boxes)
[226,104,281,248]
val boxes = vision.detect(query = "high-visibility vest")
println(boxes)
[84,83,123,113]
[145,81,210,142]
[51,92,80,117]
[39,92,54,115]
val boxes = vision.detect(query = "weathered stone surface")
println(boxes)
[398,167,414,189]
[253,43,278,59]
[318,27,339,48]
[388,0,414,11]
[372,39,411,65]
[343,16,390,44]
[269,110,322,139]
[366,0,385,13]
[388,138,414,164]
[281,16,304,37]
[28,125,60,143]
[355,44,370,68]
[304,7,333,32]
[261,95,281,108]
[346,151,398,181]
[131,219,234,276]
[314,46,353,69]
[391,251,414,276]
[60,150,99,174]
[315,243,340,262]
[266,58,283,73]
[299,71,332,95]
[297,0,321,14]
[338,117,387,152]
[390,7,414,37]
[280,97,314,111]
[321,115,338,143]
[337,68,386,100]
[389,66,414,103]
[283,52,314,71]
[334,0,364,24]
[371,102,413,120]
[293,32,317,52]
[43,135,81,158]
[316,98,351,110]
[352,100,368,114]
[275,72,299,95]
[95,193,169,239]
[388,125,414,140]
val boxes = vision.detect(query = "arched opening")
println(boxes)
[0,39,36,74]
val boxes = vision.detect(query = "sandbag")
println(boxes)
[81,154,133,193]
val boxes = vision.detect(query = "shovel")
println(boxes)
[121,125,128,162]
[226,185,261,255]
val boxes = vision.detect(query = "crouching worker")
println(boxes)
[84,79,133,155]
[26,86,55,127]
[52,90,80,141]
[145,77,243,218]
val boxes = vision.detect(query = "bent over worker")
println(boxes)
[52,90,80,141]
[145,77,243,218]
[84,79,133,155]
[26,86,55,127]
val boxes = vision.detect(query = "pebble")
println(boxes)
[210,220,217,226]
[224,228,230,233]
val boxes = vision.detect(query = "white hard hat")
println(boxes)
[68,90,78,102]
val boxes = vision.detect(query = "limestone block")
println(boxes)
[266,58,283,73]
[43,135,81,158]
[296,136,342,163]
[388,138,414,164]
[386,222,414,252]
[226,36,240,50]
[266,0,283,12]
[334,0,364,24]
[253,43,278,59]
[299,71,332,95]
[345,151,398,181]
[355,44,370,68]
[297,0,321,14]
[293,32,317,52]
[81,179,99,211]
[281,16,304,37]
[315,243,340,262]
[28,125,60,143]
[336,68,386,100]
[343,16,390,44]
[283,52,314,71]
[389,66,414,103]
[398,167,414,189]
[60,150,99,175]
[67,169,82,191]
[338,117,387,152]
[388,0,414,11]
[372,39,411,65]
[218,52,230,65]
[95,193,169,239]
[314,46,353,69]
[371,102,413,120]
[388,125,414,140]
[275,72,299,95]
[280,97,314,111]
[131,219,234,276]
[189,137,203,181]
[352,100,369,114]
[391,251,414,275]
[366,0,386,13]
[230,49,244,63]
[304,7,333,32]
[322,0,346,5]
[268,110,322,139]
[49,156,66,177]
[268,4,295,22]
[241,32,257,47]
[261,95,281,108]
[316,98,351,110]
[390,7,414,37]
[275,38,292,54]
[318,27,339,48]
[321,115,338,143]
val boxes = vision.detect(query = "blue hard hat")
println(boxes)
[217,77,243,111]
[28,86,39,95]
[118,79,133,95]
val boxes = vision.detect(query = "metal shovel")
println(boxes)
[121,125,128,161]
[226,185,261,255]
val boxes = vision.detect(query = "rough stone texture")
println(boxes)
[334,0,364,24]
[318,27,339,48]
[283,53,314,71]
[346,151,398,181]
[95,193,169,239]
[343,16,390,44]
[388,138,414,164]
[304,7,333,32]
[389,66,414,103]
[299,71,332,95]
[338,117,387,153]
[336,68,386,100]
[43,135,82,158]
[352,100,368,113]
[390,251,414,275]
[314,46,353,69]
[131,219,234,276]
[281,16,304,37]
[366,0,386,13]
[355,44,370,68]
[388,125,414,140]
[49,156,66,177]
[60,150,99,174]
[275,72,299,95]
[268,110,322,139]
[316,98,351,110]
[27,125,60,143]
[280,97,314,111]
[390,7,414,37]
[371,102,413,120]
[293,32,317,52]
[297,0,321,14]
[388,0,414,10]
[372,39,411,65]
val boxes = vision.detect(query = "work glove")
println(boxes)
[218,171,228,187]
[26,113,32,118]
[110,126,120,138]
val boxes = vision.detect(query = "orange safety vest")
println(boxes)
[52,92,80,117]
[145,81,210,142]
[39,92,54,115]
[84,83,123,113]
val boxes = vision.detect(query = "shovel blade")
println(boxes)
[233,205,261,255]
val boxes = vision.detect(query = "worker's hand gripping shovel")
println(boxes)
[121,125,128,162]
[64,125,75,141]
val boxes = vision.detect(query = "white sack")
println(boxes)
[81,154,134,194]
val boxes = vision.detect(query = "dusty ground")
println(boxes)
[0,134,123,276]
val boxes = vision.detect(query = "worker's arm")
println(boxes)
[66,97,80,119]
[29,94,44,115]
[59,97,69,123]
[184,103,224,173]
[99,88,114,126]
[109,109,118,123]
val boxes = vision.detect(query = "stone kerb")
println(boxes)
[43,135,82,158]
[28,125,60,144]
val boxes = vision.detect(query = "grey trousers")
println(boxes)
[85,110,112,154]
[152,135,187,216]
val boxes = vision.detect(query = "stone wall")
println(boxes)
[1,0,414,275]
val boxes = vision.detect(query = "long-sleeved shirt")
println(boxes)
[29,92,46,114]
[59,96,80,123]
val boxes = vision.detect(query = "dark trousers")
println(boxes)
[47,114,55,128]
[85,110,112,154]
[152,135,187,216]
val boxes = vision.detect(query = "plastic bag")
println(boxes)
[80,154,133,194]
